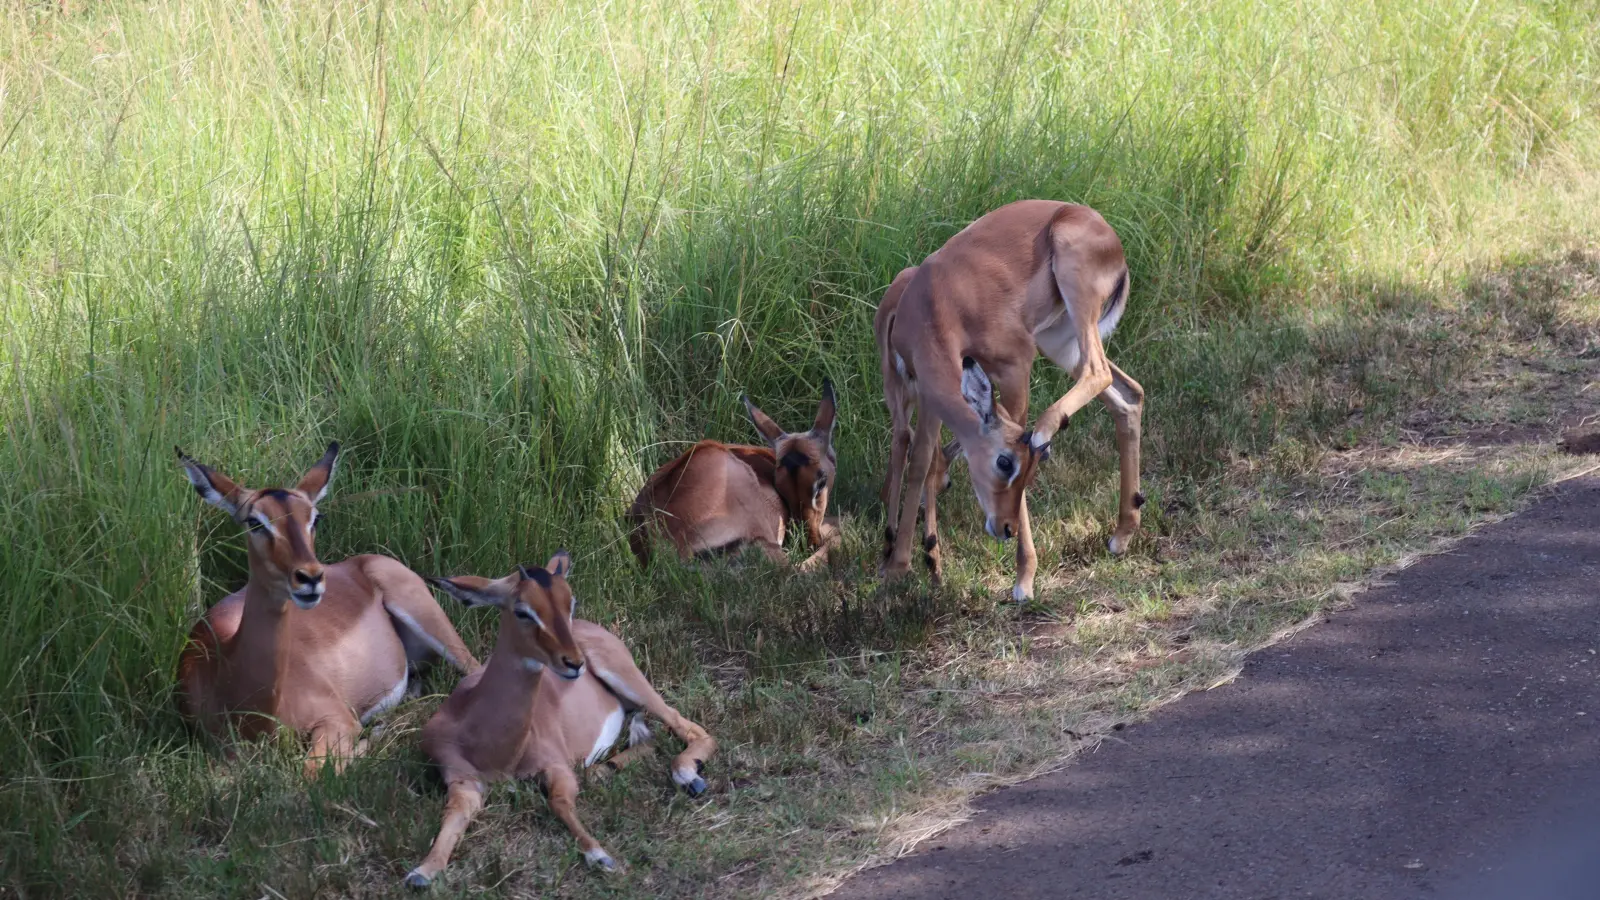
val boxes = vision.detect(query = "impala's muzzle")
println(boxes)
[291,568,325,609]
[556,656,585,681]
[985,518,1015,541]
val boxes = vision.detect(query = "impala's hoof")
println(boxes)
[1011,584,1033,604]
[585,847,618,871]
[1108,533,1132,555]
[403,869,431,889]
[684,776,708,797]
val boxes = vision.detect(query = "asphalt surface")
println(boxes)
[828,478,1600,900]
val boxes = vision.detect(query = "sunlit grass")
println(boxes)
[1,0,1597,895]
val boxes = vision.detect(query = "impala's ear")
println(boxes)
[176,447,245,517]
[296,441,341,504]
[960,358,998,433]
[742,395,787,448]
[810,379,837,450]
[428,572,518,608]
[544,550,571,579]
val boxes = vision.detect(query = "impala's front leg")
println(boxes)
[405,777,485,888]
[544,766,617,871]
[304,716,361,779]
[884,413,941,580]
[797,517,840,573]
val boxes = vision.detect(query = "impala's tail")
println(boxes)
[1098,267,1129,341]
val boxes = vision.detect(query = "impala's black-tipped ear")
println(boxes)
[296,441,341,504]
[428,573,516,608]
[959,359,997,433]
[811,379,837,448]
[545,550,571,579]
[518,563,553,588]
[176,446,244,517]
[742,395,787,448]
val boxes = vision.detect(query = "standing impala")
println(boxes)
[626,382,839,570]
[403,552,716,888]
[878,200,1146,601]
[175,442,477,776]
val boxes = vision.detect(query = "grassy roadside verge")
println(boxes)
[3,0,1600,896]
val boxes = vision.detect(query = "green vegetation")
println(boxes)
[2,0,1597,896]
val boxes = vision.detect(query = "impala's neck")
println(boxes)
[221,549,297,712]
[464,616,545,759]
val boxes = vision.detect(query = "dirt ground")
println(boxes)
[826,477,1600,900]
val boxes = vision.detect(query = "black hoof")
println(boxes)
[684,776,708,797]
[404,870,431,889]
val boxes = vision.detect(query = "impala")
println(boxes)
[175,442,478,776]
[403,552,717,887]
[877,200,1145,601]
[626,381,839,571]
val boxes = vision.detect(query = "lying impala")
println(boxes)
[626,381,839,571]
[404,552,716,887]
[878,200,1146,601]
[175,443,478,776]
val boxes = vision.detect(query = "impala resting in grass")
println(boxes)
[626,381,840,571]
[877,200,1146,601]
[404,552,716,888]
[175,442,477,777]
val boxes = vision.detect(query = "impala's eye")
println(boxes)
[996,454,1016,477]
[311,512,324,530]
[246,515,270,536]
[514,607,536,623]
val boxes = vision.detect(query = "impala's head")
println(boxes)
[429,552,583,680]
[176,442,340,609]
[742,379,838,530]
[957,358,1049,542]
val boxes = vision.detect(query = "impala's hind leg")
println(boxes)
[885,411,942,579]
[580,626,715,797]
[405,776,484,888]
[881,390,913,561]
[1100,361,1145,554]
[365,556,480,673]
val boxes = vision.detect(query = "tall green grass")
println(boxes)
[1,0,1596,894]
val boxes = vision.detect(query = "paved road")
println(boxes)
[828,478,1600,900]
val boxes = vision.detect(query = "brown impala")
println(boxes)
[626,382,840,570]
[877,200,1146,601]
[404,552,716,887]
[175,442,477,776]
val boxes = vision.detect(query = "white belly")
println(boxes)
[361,670,408,724]
[584,705,626,767]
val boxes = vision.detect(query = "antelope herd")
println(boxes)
[172,200,1143,888]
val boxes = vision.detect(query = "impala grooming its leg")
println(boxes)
[877,200,1145,601]
[174,443,477,777]
[626,381,840,571]
[404,552,716,889]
